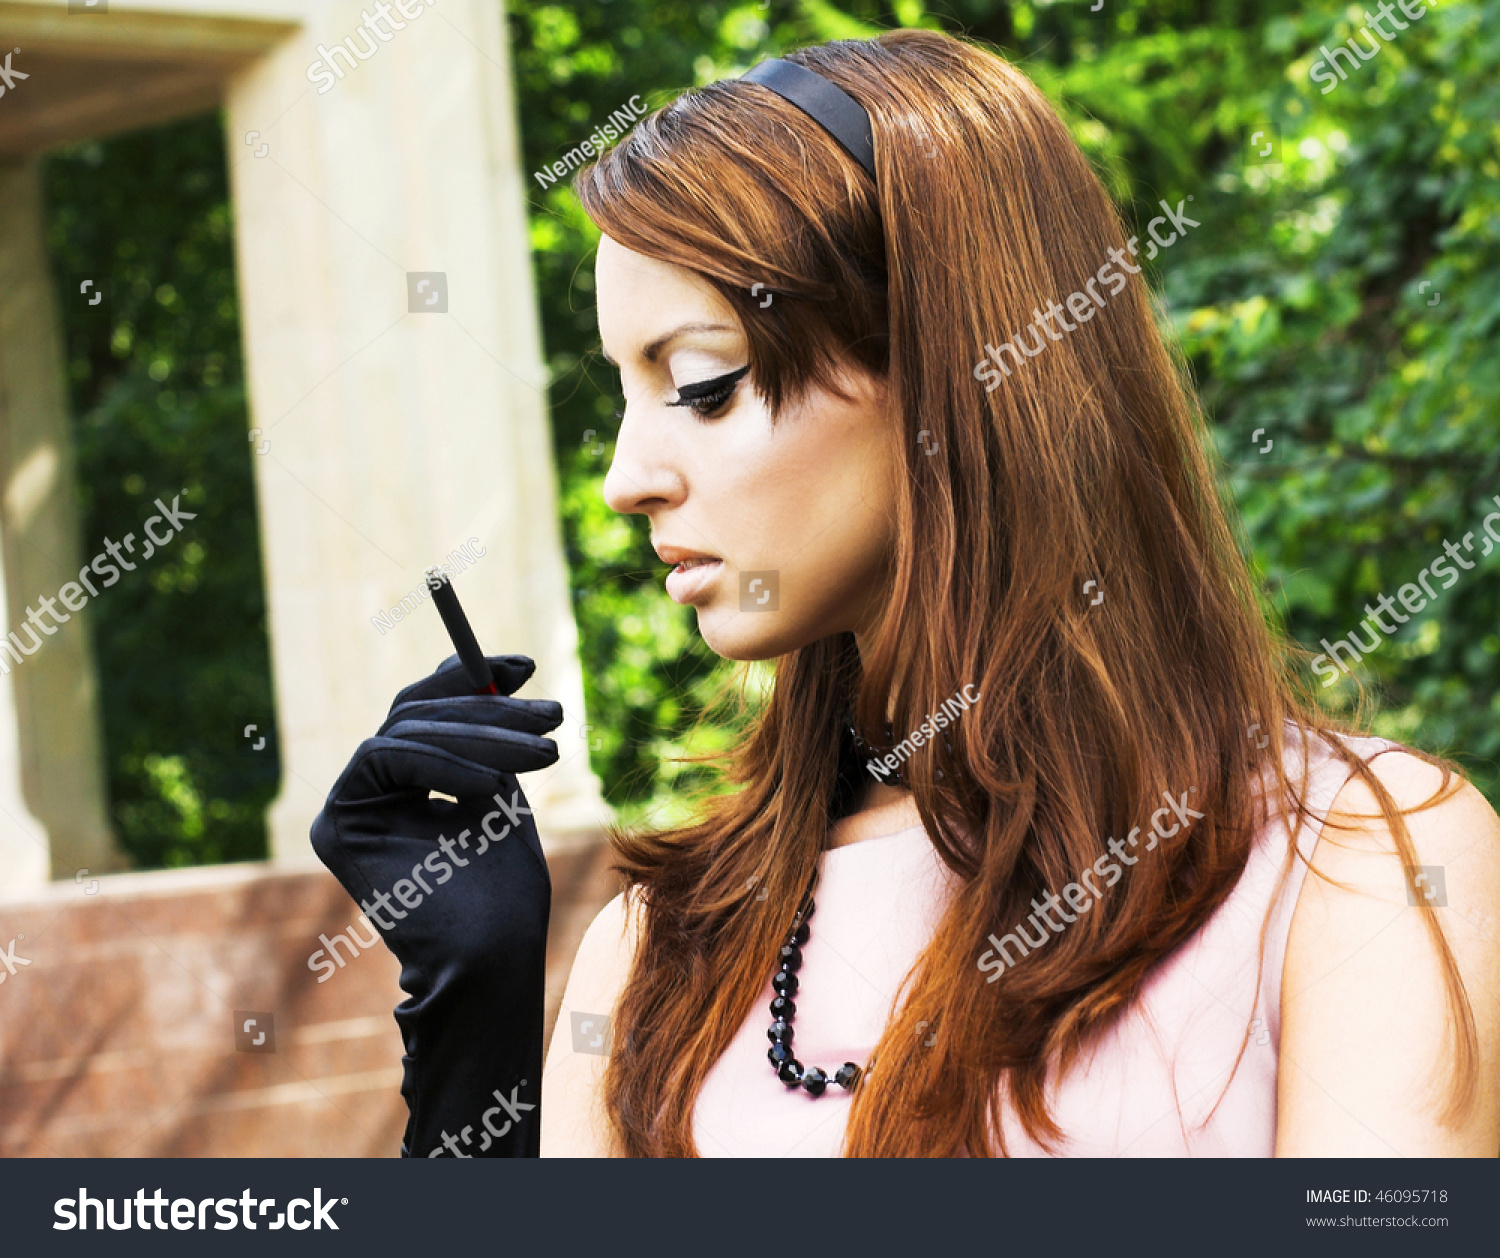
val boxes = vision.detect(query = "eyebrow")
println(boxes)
[599,321,739,367]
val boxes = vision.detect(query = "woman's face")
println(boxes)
[596,235,898,661]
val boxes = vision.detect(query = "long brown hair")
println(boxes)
[575,29,1477,1156]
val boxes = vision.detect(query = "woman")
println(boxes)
[314,30,1500,1158]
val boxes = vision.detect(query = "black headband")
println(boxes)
[740,59,877,181]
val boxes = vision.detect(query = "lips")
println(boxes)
[656,543,724,605]
[654,543,720,567]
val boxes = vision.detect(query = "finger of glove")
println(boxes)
[379,694,563,739]
[392,654,537,708]
[385,719,559,775]
[332,735,521,804]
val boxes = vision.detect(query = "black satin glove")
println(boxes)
[310,653,560,1157]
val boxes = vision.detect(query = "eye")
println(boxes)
[666,365,750,419]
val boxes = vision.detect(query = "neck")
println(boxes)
[826,776,918,849]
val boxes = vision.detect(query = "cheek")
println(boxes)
[787,475,894,601]
[718,405,893,548]
[771,419,895,567]
[702,413,896,631]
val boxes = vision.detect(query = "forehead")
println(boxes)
[595,236,742,363]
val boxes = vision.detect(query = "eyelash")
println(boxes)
[665,365,751,419]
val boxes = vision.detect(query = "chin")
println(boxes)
[695,605,808,662]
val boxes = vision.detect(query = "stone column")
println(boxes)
[0,158,123,891]
[224,0,607,861]
[0,538,50,895]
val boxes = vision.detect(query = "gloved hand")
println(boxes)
[310,653,561,1158]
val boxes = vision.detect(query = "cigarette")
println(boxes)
[424,567,497,694]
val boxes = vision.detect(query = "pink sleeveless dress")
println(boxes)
[692,723,1403,1156]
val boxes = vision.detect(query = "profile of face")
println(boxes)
[595,235,899,661]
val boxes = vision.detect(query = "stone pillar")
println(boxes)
[224,0,607,861]
[0,536,50,895]
[0,158,123,890]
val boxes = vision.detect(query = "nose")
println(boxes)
[602,406,684,516]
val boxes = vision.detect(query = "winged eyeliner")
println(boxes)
[668,364,750,405]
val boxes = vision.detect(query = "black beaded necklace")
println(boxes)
[845,720,904,786]
[762,717,922,1097]
[846,718,960,790]
[765,871,864,1096]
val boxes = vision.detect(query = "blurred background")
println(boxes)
[0,0,1495,1155]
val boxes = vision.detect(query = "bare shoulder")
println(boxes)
[564,888,645,1007]
[540,888,645,1157]
[1278,747,1500,1155]
[1304,747,1500,904]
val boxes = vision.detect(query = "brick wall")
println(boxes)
[0,841,620,1157]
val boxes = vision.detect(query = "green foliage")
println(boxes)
[1152,2,1500,794]
[43,115,278,868]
